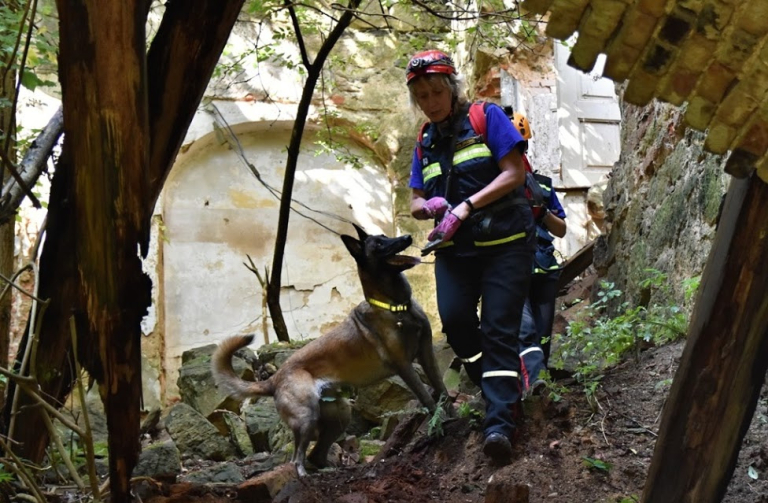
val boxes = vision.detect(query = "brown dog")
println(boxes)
[212,224,447,476]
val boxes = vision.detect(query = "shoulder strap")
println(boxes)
[468,102,487,141]
[522,153,534,174]
[416,121,430,161]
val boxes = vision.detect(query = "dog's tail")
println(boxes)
[212,334,275,400]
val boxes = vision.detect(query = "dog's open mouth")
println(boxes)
[386,254,421,268]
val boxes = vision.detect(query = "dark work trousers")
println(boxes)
[434,244,532,440]
[519,271,560,388]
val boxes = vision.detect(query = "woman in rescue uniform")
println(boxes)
[406,49,534,464]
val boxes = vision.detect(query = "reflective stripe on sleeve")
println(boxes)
[422,163,442,183]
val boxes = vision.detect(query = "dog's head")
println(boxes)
[341,224,421,272]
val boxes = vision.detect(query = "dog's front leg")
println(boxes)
[395,363,437,412]
[416,321,448,402]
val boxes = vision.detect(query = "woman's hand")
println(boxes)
[422,197,451,218]
[428,212,463,242]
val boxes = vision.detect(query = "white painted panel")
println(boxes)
[556,43,621,189]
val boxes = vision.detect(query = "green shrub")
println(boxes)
[550,270,700,399]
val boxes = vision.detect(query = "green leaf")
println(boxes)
[582,456,611,472]
[21,70,45,91]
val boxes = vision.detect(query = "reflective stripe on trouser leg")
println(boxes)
[528,273,559,368]
[483,370,519,379]
[479,244,532,439]
[519,347,545,390]
[434,254,485,388]
[457,351,483,386]
[518,299,541,389]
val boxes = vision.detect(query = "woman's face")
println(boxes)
[410,75,453,123]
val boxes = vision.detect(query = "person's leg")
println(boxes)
[434,255,483,386]
[518,297,545,392]
[529,273,559,367]
[478,245,532,445]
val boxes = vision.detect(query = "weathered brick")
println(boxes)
[624,69,660,105]
[638,0,670,17]
[546,0,592,40]
[604,44,641,81]
[580,0,628,39]
[684,95,716,130]
[715,29,760,72]
[696,62,736,103]
[751,60,768,93]
[697,1,735,39]
[658,68,700,105]
[643,41,677,75]
[704,120,736,154]
[677,33,718,71]
[622,9,660,49]
[521,0,555,15]
[568,1,628,72]
[738,0,768,37]
[724,148,759,178]
[732,116,768,157]
[715,86,758,126]
[570,37,603,72]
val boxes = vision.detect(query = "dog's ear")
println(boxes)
[352,223,369,241]
[341,234,364,262]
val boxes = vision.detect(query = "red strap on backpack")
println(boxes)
[415,121,430,162]
[468,102,487,140]
[416,103,486,161]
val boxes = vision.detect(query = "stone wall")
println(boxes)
[594,95,729,314]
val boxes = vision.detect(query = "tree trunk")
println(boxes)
[0,0,17,394]
[54,2,151,500]
[5,2,246,497]
[642,175,768,503]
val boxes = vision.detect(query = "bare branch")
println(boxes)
[286,0,311,68]
[0,148,39,208]
[0,107,63,224]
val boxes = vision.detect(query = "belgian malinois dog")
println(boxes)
[212,224,447,477]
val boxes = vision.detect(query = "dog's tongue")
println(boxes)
[387,255,421,266]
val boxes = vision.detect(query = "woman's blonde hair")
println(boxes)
[408,73,468,121]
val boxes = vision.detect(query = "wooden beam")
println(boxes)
[642,175,768,503]
[557,239,595,292]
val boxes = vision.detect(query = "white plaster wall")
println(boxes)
[160,105,393,398]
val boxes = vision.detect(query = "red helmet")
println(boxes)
[406,50,456,84]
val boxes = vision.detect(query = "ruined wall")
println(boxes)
[594,96,729,314]
[15,11,565,406]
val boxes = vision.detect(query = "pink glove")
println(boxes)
[428,212,463,242]
[422,197,450,218]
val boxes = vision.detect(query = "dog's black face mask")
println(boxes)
[341,224,421,272]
